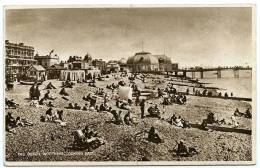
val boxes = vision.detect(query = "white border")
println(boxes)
[0,0,259,168]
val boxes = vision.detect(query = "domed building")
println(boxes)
[127,51,172,72]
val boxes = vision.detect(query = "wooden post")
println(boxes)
[183,70,186,77]
[200,71,204,79]
[217,69,221,78]
[234,69,239,78]
[192,71,195,78]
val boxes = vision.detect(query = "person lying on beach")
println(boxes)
[15,117,33,127]
[59,88,69,96]
[5,98,19,109]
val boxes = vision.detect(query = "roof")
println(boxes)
[127,52,159,65]
[46,64,66,70]
[29,65,46,71]
[154,55,172,64]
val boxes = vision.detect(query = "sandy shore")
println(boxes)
[5,75,252,162]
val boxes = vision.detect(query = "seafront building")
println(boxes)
[5,40,37,81]
[127,51,172,72]
[34,50,59,68]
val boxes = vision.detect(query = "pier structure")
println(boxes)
[171,67,252,79]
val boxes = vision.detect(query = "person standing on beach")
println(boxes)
[140,99,145,119]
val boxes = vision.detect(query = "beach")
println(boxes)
[5,74,252,162]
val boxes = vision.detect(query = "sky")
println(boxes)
[5,7,253,67]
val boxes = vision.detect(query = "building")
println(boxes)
[46,64,67,79]
[106,61,120,73]
[92,59,106,73]
[126,51,172,72]
[34,50,59,68]
[66,55,92,70]
[172,63,179,70]
[60,69,85,82]
[27,65,46,81]
[5,40,37,81]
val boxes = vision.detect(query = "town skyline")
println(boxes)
[6,7,253,67]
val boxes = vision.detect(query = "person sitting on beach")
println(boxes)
[170,113,177,125]
[231,116,239,127]
[158,88,164,97]
[82,125,98,139]
[6,112,16,132]
[110,110,123,125]
[83,93,91,101]
[124,110,134,125]
[62,80,73,88]
[206,112,217,124]
[162,97,171,105]
[59,88,69,96]
[234,108,243,117]
[175,116,184,127]
[34,86,41,100]
[245,108,252,118]
[147,104,161,118]
[43,90,56,100]
[147,126,163,144]
[224,92,228,99]
[45,107,53,121]
[47,101,54,107]
[45,82,56,89]
[38,98,45,105]
[99,103,111,112]
[200,119,209,131]
[176,140,189,157]
[88,82,96,87]
[74,103,81,110]
[218,92,222,97]
[67,103,74,109]
[57,110,64,121]
[82,103,89,111]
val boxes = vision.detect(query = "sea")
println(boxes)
[186,70,252,98]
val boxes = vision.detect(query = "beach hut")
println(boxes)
[60,70,85,82]
[27,65,46,81]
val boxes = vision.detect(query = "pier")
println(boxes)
[171,67,252,79]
